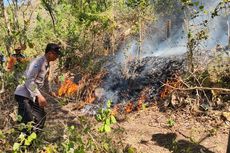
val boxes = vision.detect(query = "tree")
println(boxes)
[0,0,38,55]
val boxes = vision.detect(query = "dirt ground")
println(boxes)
[44,98,229,153]
[0,93,229,153]
[118,105,229,153]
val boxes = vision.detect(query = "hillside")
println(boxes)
[0,0,229,153]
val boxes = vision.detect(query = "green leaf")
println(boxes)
[110,116,117,124]
[68,142,74,150]
[127,147,136,153]
[70,125,75,130]
[107,100,112,108]
[13,143,20,151]
[25,132,37,146]
[0,130,5,139]
[18,123,26,131]
[203,10,209,14]
[96,114,102,121]
[105,118,111,125]
[142,103,147,110]
[104,124,111,132]
[17,115,22,122]
[194,1,199,6]
[103,143,109,151]
[24,139,31,146]
[30,132,37,139]
[199,5,204,10]
[19,133,26,141]
[98,126,104,132]
[59,75,65,83]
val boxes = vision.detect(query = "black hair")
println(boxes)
[45,43,60,54]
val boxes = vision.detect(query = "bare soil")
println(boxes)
[1,93,229,153]
[44,97,230,153]
[118,105,229,153]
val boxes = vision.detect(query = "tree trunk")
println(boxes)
[111,0,115,55]
[138,16,142,59]
[0,0,3,17]
[228,20,230,49]
[166,19,171,38]
[0,0,12,56]
[187,37,194,72]
[227,129,230,153]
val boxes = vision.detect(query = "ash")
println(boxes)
[101,55,185,104]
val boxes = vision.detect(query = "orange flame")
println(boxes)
[137,87,150,111]
[125,102,134,113]
[160,74,181,99]
[111,105,119,116]
[137,97,144,111]
[58,79,78,97]
[85,95,96,104]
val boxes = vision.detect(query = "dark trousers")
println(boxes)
[15,95,46,133]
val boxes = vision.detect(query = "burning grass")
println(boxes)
[57,71,107,107]
[160,74,183,99]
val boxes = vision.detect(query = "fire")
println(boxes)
[85,95,96,104]
[111,105,119,116]
[137,87,149,111]
[160,74,181,99]
[81,71,107,104]
[58,79,78,96]
[111,87,150,114]
[137,96,144,111]
[125,102,134,113]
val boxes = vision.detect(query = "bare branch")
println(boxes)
[163,83,230,93]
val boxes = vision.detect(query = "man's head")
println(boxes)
[14,44,26,54]
[14,47,22,54]
[45,43,61,62]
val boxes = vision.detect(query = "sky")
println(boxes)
[3,0,10,5]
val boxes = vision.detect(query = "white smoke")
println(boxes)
[99,0,229,105]
[116,0,229,61]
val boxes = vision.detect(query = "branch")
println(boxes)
[164,83,230,92]
[41,0,56,32]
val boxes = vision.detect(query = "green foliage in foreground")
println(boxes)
[96,100,117,133]
[0,115,124,153]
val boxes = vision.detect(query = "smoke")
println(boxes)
[116,0,229,60]
[98,0,229,105]
[190,0,229,49]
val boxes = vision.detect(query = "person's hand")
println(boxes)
[37,94,47,107]
[50,91,58,98]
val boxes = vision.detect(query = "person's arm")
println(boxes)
[46,66,58,97]
[24,58,47,107]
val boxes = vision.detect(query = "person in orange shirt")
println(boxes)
[7,46,26,72]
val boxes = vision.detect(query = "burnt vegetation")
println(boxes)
[0,0,229,152]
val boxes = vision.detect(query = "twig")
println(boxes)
[87,131,100,151]
[189,72,211,105]
[163,84,230,92]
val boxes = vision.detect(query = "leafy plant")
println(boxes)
[96,100,117,133]
[13,132,37,152]
[167,118,175,127]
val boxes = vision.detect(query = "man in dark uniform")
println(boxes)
[14,43,61,133]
